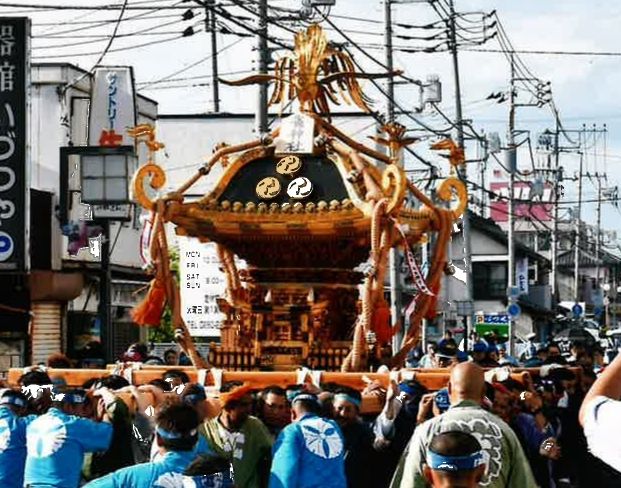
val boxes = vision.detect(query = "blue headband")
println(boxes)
[56,392,87,405]
[399,382,419,397]
[291,393,321,406]
[156,425,197,441]
[334,393,361,408]
[0,395,27,408]
[427,450,485,472]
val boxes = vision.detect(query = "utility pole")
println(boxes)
[447,0,474,352]
[596,172,604,288]
[550,119,559,301]
[256,0,268,134]
[99,221,113,362]
[384,0,403,354]
[574,150,583,302]
[206,0,220,112]
[507,53,516,354]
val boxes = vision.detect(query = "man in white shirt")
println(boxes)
[580,351,621,472]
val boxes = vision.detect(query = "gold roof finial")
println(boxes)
[220,24,400,116]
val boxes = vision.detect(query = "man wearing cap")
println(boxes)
[433,344,458,368]
[469,342,487,366]
[24,388,113,488]
[391,362,535,488]
[0,389,33,488]
[201,383,272,488]
[84,400,204,488]
[269,392,346,488]
[423,431,486,488]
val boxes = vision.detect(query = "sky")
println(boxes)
[2,0,621,244]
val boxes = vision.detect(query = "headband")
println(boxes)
[156,425,197,441]
[183,385,207,405]
[427,450,485,472]
[334,393,361,408]
[291,393,321,406]
[399,382,420,397]
[0,395,27,408]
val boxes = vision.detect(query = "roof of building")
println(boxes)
[468,211,550,265]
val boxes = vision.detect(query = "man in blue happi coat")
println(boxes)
[269,393,347,488]
[24,388,113,488]
[0,389,33,488]
[84,399,207,488]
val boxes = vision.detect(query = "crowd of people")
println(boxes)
[0,332,618,487]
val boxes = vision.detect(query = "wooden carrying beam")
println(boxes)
[8,367,539,392]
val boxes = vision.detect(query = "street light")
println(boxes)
[78,145,135,362]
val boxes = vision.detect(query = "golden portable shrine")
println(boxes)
[130,24,467,373]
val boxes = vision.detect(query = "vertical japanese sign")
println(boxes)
[178,236,227,337]
[0,18,28,270]
[88,66,136,147]
[274,111,315,154]
[516,257,529,296]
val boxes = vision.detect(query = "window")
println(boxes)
[473,262,507,300]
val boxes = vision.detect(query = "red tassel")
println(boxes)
[373,303,393,344]
[131,279,167,327]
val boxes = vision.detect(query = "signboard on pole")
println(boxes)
[88,66,137,146]
[516,257,529,296]
[0,18,29,270]
[474,313,509,336]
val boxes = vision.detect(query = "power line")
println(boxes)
[138,38,247,89]
[461,47,621,56]
[0,2,196,10]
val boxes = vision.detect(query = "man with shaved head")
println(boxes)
[391,363,535,488]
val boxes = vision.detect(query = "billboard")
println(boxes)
[88,66,137,146]
[490,181,553,223]
[0,18,29,270]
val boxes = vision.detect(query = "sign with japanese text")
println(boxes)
[516,257,529,296]
[178,236,237,337]
[88,66,136,147]
[0,18,28,270]
[474,313,509,336]
[275,112,315,154]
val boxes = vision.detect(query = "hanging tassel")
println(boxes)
[373,302,393,345]
[131,278,167,327]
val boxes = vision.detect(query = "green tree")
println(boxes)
[147,247,179,343]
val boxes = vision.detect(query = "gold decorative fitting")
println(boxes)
[370,122,419,163]
[219,24,400,116]
[276,155,302,176]
[341,198,354,210]
[257,202,268,213]
[256,176,282,199]
[431,138,465,171]
[232,201,244,212]
[317,200,328,212]
[329,199,341,211]
[220,200,231,210]
[293,202,304,213]
[436,177,467,218]
[305,202,316,213]
[269,202,280,213]
[205,198,218,210]
[281,202,292,213]
[131,163,166,211]
[286,177,313,199]
[245,202,256,213]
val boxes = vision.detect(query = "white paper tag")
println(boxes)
[275,112,315,154]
